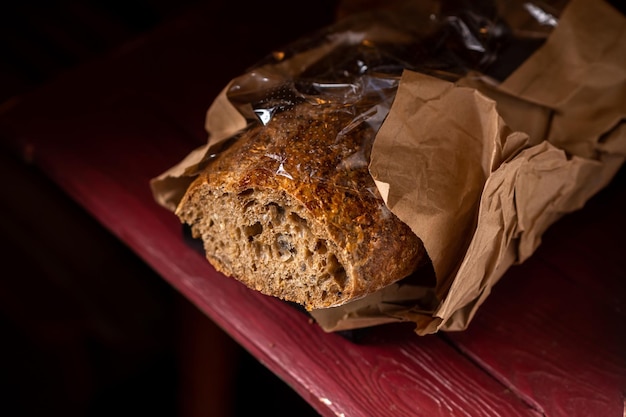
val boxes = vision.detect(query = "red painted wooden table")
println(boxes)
[1,5,624,417]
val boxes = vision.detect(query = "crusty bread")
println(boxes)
[175,101,425,310]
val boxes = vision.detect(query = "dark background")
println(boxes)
[0,1,338,416]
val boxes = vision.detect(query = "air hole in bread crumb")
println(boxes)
[238,189,254,197]
[244,222,263,241]
[288,211,307,226]
[334,266,347,287]
[314,240,327,254]
[266,203,285,225]
[243,200,257,211]
[327,254,347,287]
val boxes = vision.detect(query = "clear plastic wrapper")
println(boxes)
[219,0,564,153]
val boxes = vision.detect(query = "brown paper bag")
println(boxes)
[311,0,626,334]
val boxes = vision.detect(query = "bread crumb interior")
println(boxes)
[184,187,350,309]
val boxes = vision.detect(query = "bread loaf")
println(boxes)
[175,101,425,310]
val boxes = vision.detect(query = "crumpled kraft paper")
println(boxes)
[310,0,626,335]
[151,0,626,335]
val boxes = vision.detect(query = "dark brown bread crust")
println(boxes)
[176,101,425,310]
